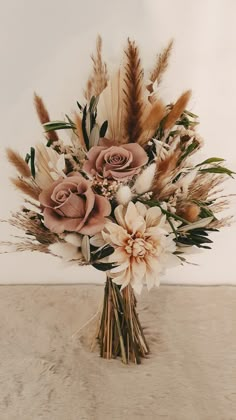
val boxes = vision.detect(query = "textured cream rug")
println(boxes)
[0,285,235,420]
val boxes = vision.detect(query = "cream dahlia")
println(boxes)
[91,202,180,293]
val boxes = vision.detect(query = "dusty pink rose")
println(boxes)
[83,138,148,180]
[39,173,111,235]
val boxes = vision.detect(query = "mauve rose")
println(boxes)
[83,138,148,180]
[39,173,111,235]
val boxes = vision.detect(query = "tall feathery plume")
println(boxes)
[11,177,41,200]
[138,100,166,146]
[6,148,31,178]
[164,90,192,130]
[147,39,174,93]
[123,39,145,143]
[34,93,59,143]
[84,35,109,100]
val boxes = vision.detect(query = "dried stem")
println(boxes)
[98,277,149,364]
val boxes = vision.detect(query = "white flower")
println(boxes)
[133,164,156,195]
[92,202,180,293]
[116,185,132,205]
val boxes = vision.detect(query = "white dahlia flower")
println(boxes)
[91,201,180,293]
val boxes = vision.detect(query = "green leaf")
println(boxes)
[30,147,36,178]
[184,110,199,119]
[178,140,199,164]
[92,262,117,271]
[196,157,225,167]
[25,153,30,164]
[82,106,90,150]
[91,245,114,262]
[77,101,83,111]
[43,121,75,132]
[199,166,235,177]
[99,120,108,138]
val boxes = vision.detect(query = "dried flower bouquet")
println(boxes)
[3,36,234,364]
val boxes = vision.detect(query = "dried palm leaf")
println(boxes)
[96,70,124,143]
[84,35,109,100]
[6,148,31,178]
[34,93,59,143]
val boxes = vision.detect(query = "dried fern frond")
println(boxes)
[6,148,31,178]
[34,93,59,143]
[11,177,41,200]
[164,90,192,130]
[123,38,145,143]
[84,35,109,100]
[148,39,174,93]
[138,100,166,146]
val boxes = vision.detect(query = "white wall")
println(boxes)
[0,0,235,284]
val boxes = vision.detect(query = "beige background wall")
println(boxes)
[0,0,235,284]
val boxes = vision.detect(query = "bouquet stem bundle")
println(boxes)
[98,277,149,364]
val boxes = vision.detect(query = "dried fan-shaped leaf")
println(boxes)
[96,70,124,143]
[34,93,59,143]
[84,35,109,100]
[6,148,31,178]
[148,39,174,93]
[11,177,41,200]
[164,90,192,130]
[123,39,144,143]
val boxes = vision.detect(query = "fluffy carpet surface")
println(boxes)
[0,285,235,420]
